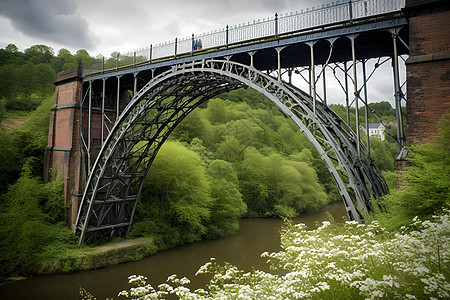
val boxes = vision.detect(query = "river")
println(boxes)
[0,201,346,299]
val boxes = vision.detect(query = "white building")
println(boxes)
[361,123,386,141]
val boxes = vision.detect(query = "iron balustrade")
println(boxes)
[82,0,404,76]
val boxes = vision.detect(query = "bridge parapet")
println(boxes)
[83,0,404,76]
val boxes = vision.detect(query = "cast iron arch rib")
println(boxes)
[75,59,388,245]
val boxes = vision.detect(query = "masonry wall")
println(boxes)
[44,68,83,226]
[406,8,450,144]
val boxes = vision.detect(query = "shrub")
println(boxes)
[115,211,450,299]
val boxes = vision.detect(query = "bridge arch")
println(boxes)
[75,59,388,244]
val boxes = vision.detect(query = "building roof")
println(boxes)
[368,123,384,129]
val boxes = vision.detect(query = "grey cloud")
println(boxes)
[0,0,98,50]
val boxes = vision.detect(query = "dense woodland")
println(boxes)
[0,44,447,280]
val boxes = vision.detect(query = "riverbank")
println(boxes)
[0,202,345,285]
[39,238,158,274]
[1,237,158,286]
[0,202,349,299]
[1,201,347,286]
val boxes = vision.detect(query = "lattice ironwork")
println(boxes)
[75,59,388,245]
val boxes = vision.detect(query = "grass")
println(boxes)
[4,110,30,119]
[36,236,157,275]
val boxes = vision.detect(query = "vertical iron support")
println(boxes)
[350,34,360,157]
[79,83,87,186]
[362,60,370,156]
[133,72,138,96]
[322,65,327,105]
[344,61,350,126]
[249,51,256,68]
[116,75,121,119]
[102,57,105,72]
[88,80,92,170]
[116,54,119,70]
[309,41,317,114]
[276,47,285,81]
[101,79,106,145]
[392,31,405,153]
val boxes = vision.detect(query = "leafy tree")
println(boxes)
[5,43,19,53]
[17,62,38,99]
[368,136,397,172]
[377,114,450,230]
[269,153,329,215]
[74,49,92,67]
[34,63,56,96]
[0,44,24,66]
[132,141,212,245]
[52,48,77,72]
[0,172,49,275]
[206,98,229,125]
[205,160,246,237]
[0,128,20,195]
[24,45,54,64]
[238,147,272,216]
[171,109,213,144]
[226,119,264,149]
[0,64,18,99]
[367,101,395,120]
[216,136,245,162]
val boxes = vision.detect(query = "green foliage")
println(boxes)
[1,95,55,183]
[132,141,213,245]
[132,140,248,246]
[41,175,66,223]
[329,101,396,127]
[24,45,54,64]
[0,44,94,114]
[0,165,72,276]
[116,211,450,299]
[205,160,246,237]
[0,175,51,275]
[169,90,351,220]
[0,128,20,195]
[238,148,328,217]
[377,114,450,230]
[368,136,397,172]
[0,99,5,122]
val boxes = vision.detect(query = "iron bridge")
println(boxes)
[75,0,408,244]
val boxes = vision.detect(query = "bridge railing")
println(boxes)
[82,0,404,76]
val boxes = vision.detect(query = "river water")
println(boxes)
[0,201,346,300]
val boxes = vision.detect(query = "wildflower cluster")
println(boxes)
[117,211,449,299]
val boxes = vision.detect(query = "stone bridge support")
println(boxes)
[404,0,450,145]
[393,0,450,178]
[44,67,84,226]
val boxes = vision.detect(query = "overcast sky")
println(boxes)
[0,0,332,56]
[0,0,405,105]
